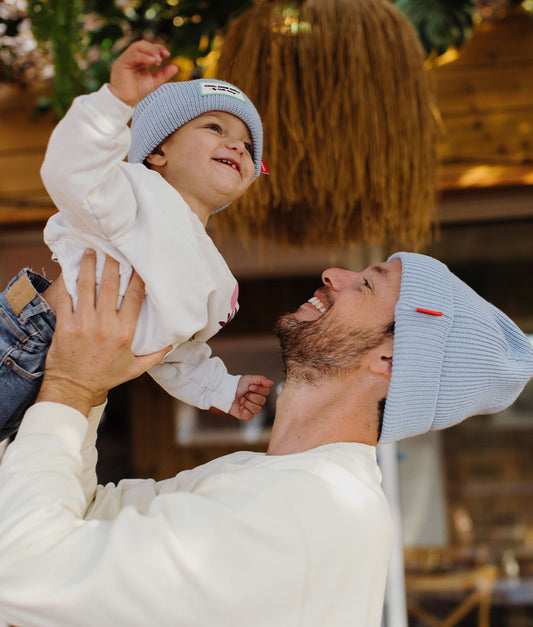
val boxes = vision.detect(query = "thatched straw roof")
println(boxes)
[214,0,437,250]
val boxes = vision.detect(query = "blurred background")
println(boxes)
[1,1,532,624]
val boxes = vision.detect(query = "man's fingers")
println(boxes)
[76,249,97,312]
[135,345,173,375]
[97,255,121,313]
[53,275,73,322]
[118,270,146,327]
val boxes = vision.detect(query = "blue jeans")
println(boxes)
[0,269,55,441]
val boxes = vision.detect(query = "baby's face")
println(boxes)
[149,111,255,221]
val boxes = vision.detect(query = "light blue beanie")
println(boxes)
[128,79,263,182]
[380,252,533,443]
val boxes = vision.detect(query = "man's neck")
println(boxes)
[266,374,379,455]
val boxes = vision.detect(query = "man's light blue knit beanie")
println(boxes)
[380,251,533,443]
[128,79,263,181]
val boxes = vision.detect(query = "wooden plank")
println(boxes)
[0,152,48,195]
[437,109,533,164]
[435,9,533,67]
[433,64,533,116]
[0,82,54,115]
[0,111,54,153]
[437,163,533,189]
[0,206,55,226]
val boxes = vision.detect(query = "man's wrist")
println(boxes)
[37,375,97,417]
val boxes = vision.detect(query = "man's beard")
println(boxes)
[275,311,390,386]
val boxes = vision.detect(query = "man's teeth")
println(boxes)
[308,296,326,314]
[219,159,238,170]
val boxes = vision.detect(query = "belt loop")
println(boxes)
[5,273,37,316]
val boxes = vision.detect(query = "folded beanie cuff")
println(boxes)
[127,79,263,181]
[380,252,533,443]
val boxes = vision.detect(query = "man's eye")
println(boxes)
[244,142,253,156]
[363,278,373,290]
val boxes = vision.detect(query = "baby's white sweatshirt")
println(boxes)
[42,84,240,412]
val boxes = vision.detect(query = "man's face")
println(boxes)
[275,259,401,383]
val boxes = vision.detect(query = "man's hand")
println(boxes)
[37,250,172,416]
[229,375,274,421]
[109,40,178,107]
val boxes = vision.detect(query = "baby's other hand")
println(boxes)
[228,375,274,421]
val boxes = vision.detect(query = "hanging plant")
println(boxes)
[214,0,437,250]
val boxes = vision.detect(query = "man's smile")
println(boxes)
[307,295,327,315]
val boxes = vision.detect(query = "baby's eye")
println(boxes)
[207,123,222,133]
[244,142,253,156]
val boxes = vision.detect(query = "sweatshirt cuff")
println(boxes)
[17,402,90,450]
[79,84,134,132]
[210,373,240,413]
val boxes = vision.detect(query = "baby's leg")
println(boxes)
[0,269,56,441]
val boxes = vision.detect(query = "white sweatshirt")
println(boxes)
[0,402,393,627]
[41,85,240,412]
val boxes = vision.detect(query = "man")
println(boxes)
[0,250,531,627]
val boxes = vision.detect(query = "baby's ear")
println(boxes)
[145,144,166,166]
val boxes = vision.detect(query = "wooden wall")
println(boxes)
[0,83,56,227]
[432,7,533,191]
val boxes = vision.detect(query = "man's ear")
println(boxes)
[145,144,166,167]
[368,338,393,378]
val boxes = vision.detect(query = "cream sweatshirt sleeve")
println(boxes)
[41,84,137,240]
[0,403,307,627]
[0,402,392,627]
[149,341,240,412]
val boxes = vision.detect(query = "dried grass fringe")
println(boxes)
[213,0,437,251]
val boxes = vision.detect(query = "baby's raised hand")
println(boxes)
[109,40,178,107]
[229,375,274,421]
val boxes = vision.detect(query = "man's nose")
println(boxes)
[321,268,358,291]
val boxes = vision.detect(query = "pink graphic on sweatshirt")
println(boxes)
[219,283,239,327]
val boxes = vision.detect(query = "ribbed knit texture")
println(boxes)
[128,79,263,180]
[381,252,533,443]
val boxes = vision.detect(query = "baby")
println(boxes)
[0,40,272,440]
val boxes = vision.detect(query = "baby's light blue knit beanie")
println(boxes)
[128,79,263,181]
[380,251,533,443]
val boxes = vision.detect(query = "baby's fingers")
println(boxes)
[245,391,269,407]
[249,384,272,398]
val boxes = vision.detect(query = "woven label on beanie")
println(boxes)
[199,81,246,102]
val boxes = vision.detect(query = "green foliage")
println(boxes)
[28,0,86,115]
[395,0,476,55]
[25,0,253,116]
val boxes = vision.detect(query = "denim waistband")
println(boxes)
[4,269,53,323]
